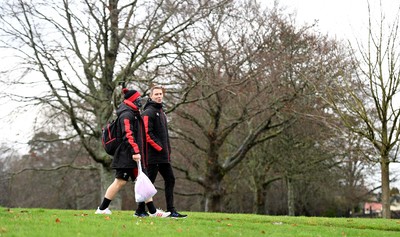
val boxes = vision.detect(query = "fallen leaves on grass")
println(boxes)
[74,213,88,217]
[216,218,231,223]
[216,219,232,226]
[104,216,111,220]
[0,227,7,233]
[55,218,61,223]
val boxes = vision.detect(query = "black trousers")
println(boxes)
[137,163,176,212]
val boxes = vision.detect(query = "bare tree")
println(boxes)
[167,3,296,212]
[324,3,400,218]
[0,0,229,209]
[161,2,353,212]
[4,131,99,209]
[0,144,21,207]
[247,142,280,214]
[335,132,377,216]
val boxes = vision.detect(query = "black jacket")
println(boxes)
[142,99,171,165]
[111,101,147,169]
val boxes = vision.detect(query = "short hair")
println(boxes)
[149,85,165,96]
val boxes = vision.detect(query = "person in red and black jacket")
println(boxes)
[135,85,187,218]
[95,88,170,218]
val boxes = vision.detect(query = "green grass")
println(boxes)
[1,208,400,237]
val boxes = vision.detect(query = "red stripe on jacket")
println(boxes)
[143,115,162,151]
[124,118,140,154]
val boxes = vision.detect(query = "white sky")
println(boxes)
[1,0,400,185]
[273,0,399,43]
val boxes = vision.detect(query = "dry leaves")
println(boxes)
[0,227,7,233]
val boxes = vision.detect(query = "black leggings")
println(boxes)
[138,163,176,212]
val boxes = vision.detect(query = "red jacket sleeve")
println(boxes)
[123,118,140,154]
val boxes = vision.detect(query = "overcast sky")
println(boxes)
[273,0,399,42]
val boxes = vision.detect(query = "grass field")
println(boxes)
[1,207,400,237]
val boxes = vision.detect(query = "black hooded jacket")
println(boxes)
[111,101,147,169]
[142,99,171,165]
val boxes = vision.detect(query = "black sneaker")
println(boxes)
[169,211,187,218]
[134,211,149,218]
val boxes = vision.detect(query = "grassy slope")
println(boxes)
[1,208,400,237]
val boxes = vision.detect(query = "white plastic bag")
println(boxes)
[134,161,157,203]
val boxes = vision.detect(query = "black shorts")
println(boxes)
[115,168,138,182]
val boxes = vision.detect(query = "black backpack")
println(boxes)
[101,116,121,156]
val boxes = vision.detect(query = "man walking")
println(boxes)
[135,85,187,218]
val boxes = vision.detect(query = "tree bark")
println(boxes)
[204,166,224,212]
[255,185,267,214]
[381,154,391,218]
[287,177,295,216]
[204,191,223,212]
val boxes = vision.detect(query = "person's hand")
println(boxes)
[132,153,141,162]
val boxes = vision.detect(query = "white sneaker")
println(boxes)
[149,209,171,218]
[95,207,112,215]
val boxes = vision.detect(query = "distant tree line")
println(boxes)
[0,129,373,216]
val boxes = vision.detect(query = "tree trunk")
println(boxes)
[381,155,391,218]
[204,175,224,212]
[287,177,295,216]
[255,184,268,214]
[204,191,222,212]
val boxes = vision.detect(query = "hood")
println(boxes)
[116,102,138,117]
[143,98,163,110]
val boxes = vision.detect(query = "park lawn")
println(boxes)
[1,207,400,237]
